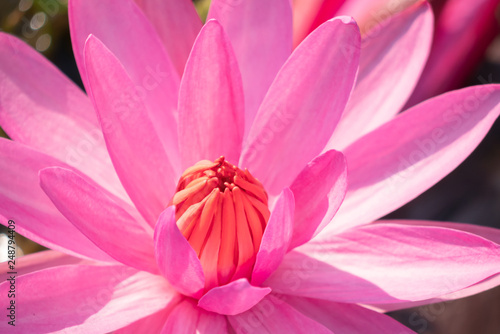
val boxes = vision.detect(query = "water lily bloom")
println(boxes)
[2,0,500,333]
[293,0,500,106]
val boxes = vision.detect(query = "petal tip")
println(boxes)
[203,18,223,31]
[330,15,357,27]
[198,278,271,315]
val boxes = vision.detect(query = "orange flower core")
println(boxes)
[172,156,270,290]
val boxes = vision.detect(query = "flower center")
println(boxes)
[172,156,270,291]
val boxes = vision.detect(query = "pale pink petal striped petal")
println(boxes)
[325,1,434,150]
[135,0,202,75]
[324,85,500,235]
[0,139,114,262]
[289,150,347,249]
[208,0,292,134]
[373,273,500,313]
[70,0,181,168]
[0,33,126,201]
[380,220,500,244]
[40,167,157,273]
[154,207,205,299]
[228,294,332,333]
[84,35,177,226]
[252,189,294,286]
[115,306,180,333]
[372,220,500,312]
[198,278,271,315]
[266,224,500,304]
[0,265,176,333]
[162,299,229,334]
[286,296,415,333]
[240,17,360,195]
[179,20,244,168]
[0,250,85,283]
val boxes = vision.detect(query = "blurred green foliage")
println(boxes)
[0,0,69,57]
[195,0,211,21]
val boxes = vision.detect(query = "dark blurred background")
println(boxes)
[1,0,499,333]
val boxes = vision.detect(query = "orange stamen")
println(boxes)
[240,192,264,252]
[172,157,270,291]
[219,189,237,285]
[199,194,222,291]
[189,188,220,256]
[232,187,255,281]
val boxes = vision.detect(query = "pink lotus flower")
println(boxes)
[293,0,500,105]
[1,0,500,332]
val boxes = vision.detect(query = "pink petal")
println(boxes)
[70,0,181,167]
[84,35,177,226]
[40,167,157,273]
[380,219,500,244]
[286,296,415,333]
[0,265,177,333]
[325,1,434,150]
[289,150,347,249]
[0,139,113,262]
[407,0,500,106]
[162,299,229,334]
[228,294,332,333]
[154,207,205,298]
[179,20,244,168]
[266,223,500,304]
[135,0,202,76]
[115,307,177,334]
[374,272,500,313]
[372,219,500,312]
[240,17,360,195]
[0,33,126,201]
[251,189,295,286]
[208,0,292,134]
[323,85,500,234]
[198,278,271,315]
[0,250,85,283]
